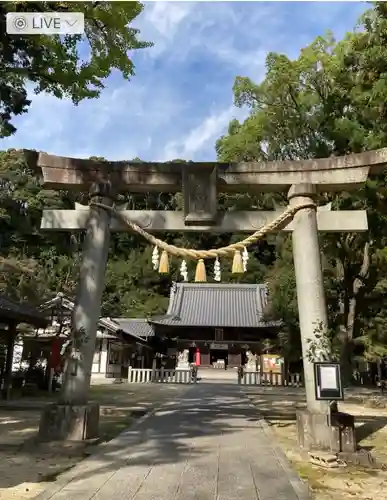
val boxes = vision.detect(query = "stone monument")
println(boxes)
[176,349,190,370]
[245,350,257,372]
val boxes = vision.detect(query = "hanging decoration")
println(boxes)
[242,246,249,272]
[231,250,244,274]
[91,199,315,283]
[180,260,188,281]
[214,258,221,282]
[158,250,169,274]
[152,245,159,270]
[195,259,207,282]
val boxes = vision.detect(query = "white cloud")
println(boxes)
[163,104,247,160]
[145,1,192,38]
[0,2,368,162]
[136,1,196,58]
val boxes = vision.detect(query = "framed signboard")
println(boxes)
[314,362,344,401]
[261,354,283,375]
[214,328,224,341]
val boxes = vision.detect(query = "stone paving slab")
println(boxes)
[39,383,311,500]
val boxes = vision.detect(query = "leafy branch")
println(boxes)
[306,321,339,363]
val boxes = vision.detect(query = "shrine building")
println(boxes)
[22,283,283,388]
[115,282,282,369]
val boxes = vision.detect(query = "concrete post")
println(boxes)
[288,184,330,415]
[100,338,108,376]
[59,182,114,405]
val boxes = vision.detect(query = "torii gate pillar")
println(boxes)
[288,183,353,451]
[288,185,329,411]
[39,182,114,441]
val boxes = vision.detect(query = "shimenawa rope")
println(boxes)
[90,201,316,261]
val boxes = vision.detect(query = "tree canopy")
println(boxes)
[217,2,387,374]
[0,1,151,137]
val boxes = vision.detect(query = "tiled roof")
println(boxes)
[149,283,280,328]
[0,296,49,327]
[38,294,151,343]
[111,318,155,338]
[39,293,75,315]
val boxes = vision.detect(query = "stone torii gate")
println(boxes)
[30,148,387,446]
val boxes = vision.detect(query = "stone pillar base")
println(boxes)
[296,409,331,451]
[38,403,100,442]
[331,411,357,453]
[176,363,190,370]
[296,409,356,453]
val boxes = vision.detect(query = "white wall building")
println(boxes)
[17,293,154,383]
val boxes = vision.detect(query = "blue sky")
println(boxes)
[1,1,368,161]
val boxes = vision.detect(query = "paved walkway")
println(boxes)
[39,383,310,500]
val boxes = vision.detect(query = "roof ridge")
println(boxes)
[174,284,184,319]
[165,281,177,315]
[174,283,267,289]
[112,317,148,322]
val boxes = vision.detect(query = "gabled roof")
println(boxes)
[39,293,75,314]
[0,296,49,328]
[111,318,155,338]
[149,283,281,328]
[38,293,148,344]
[98,317,149,345]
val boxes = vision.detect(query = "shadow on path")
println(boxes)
[38,383,311,500]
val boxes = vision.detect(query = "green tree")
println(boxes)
[0,150,185,317]
[216,2,387,381]
[0,1,152,137]
[0,149,83,301]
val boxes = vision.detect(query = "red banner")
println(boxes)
[49,338,62,371]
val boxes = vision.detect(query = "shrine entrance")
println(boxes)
[32,147,387,451]
[210,346,228,368]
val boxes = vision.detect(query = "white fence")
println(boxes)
[238,371,303,386]
[127,367,194,384]
[126,367,302,386]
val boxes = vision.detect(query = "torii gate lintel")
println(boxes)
[27,147,387,192]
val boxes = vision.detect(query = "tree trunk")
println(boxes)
[339,241,370,386]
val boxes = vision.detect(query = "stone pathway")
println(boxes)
[38,383,310,500]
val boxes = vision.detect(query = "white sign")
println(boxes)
[320,365,338,390]
[6,12,84,35]
[210,343,228,350]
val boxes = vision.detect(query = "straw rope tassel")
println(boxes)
[232,250,244,274]
[195,259,207,282]
[159,250,169,274]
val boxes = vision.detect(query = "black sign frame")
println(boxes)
[314,362,344,401]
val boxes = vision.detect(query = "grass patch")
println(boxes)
[244,388,387,500]
[293,462,330,491]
